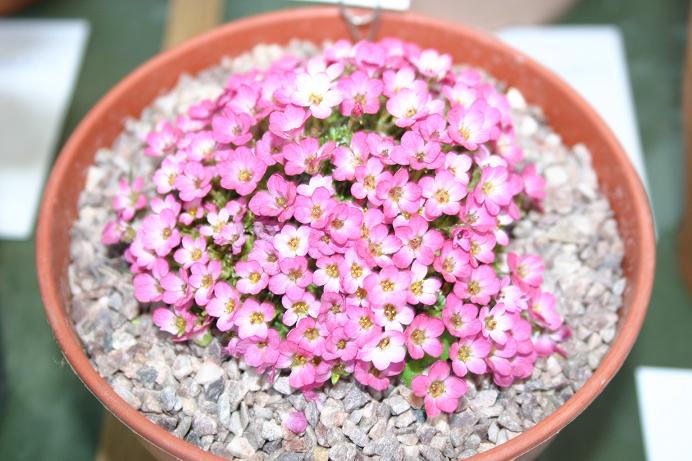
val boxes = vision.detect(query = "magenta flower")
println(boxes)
[442,294,481,338]
[269,256,312,297]
[360,330,407,370]
[268,104,309,139]
[219,147,267,196]
[235,298,274,339]
[391,130,443,171]
[338,70,383,117]
[411,361,467,417]
[353,360,404,391]
[248,173,297,222]
[404,314,445,359]
[282,290,321,326]
[375,168,422,219]
[205,281,240,331]
[292,71,342,119]
[211,111,253,145]
[273,224,310,258]
[454,264,500,305]
[235,260,269,295]
[293,187,336,229]
[188,260,221,306]
[479,304,513,345]
[449,336,491,377]
[407,261,442,306]
[112,177,147,221]
[356,224,402,268]
[326,203,362,245]
[420,170,467,219]
[173,235,208,269]
[363,265,410,307]
[508,252,544,288]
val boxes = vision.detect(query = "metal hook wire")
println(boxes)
[339,1,381,42]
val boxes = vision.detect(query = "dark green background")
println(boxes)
[1,0,690,459]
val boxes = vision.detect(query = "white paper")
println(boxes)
[635,366,692,461]
[293,0,410,11]
[0,19,89,240]
[498,26,651,198]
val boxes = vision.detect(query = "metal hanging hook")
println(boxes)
[339,1,381,42]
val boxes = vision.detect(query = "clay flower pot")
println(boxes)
[36,7,655,461]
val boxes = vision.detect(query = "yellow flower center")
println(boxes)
[238,169,252,182]
[225,299,236,314]
[384,304,397,321]
[458,126,471,141]
[410,280,423,296]
[249,272,261,284]
[326,264,339,278]
[434,189,450,204]
[467,280,480,295]
[484,315,497,330]
[191,248,202,261]
[482,181,495,196]
[389,186,403,201]
[293,302,308,315]
[201,274,213,289]
[288,269,303,281]
[411,329,426,345]
[275,196,287,207]
[308,93,323,105]
[377,336,391,349]
[359,315,373,330]
[162,228,172,239]
[380,279,395,292]
[350,262,363,279]
[311,204,323,219]
[429,380,445,398]
[364,175,376,190]
[250,311,265,324]
[408,236,422,250]
[451,313,463,329]
[304,327,319,341]
[457,344,471,362]
[331,218,344,230]
[287,237,300,251]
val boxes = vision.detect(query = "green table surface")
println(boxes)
[1,0,691,459]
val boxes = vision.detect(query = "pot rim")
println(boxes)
[36,6,656,461]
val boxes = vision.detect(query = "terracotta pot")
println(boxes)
[36,7,655,461]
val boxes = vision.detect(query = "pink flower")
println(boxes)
[145,121,181,157]
[433,241,470,283]
[449,336,491,377]
[188,260,221,306]
[140,209,180,257]
[296,174,335,197]
[420,170,467,219]
[248,173,297,222]
[364,265,410,307]
[382,66,420,97]
[479,304,513,344]
[447,101,499,150]
[486,337,518,379]
[454,264,500,305]
[474,165,522,215]
[173,235,208,269]
[153,156,183,195]
[375,168,422,219]
[235,298,274,339]
[273,224,310,258]
[152,307,195,338]
[404,314,445,359]
[339,249,372,294]
[211,111,253,145]
[413,49,451,80]
[282,290,321,326]
[205,281,240,331]
[353,360,404,391]
[372,301,414,331]
[293,187,336,229]
[235,260,269,295]
[269,256,312,296]
[160,268,192,306]
[411,361,467,417]
[508,252,544,288]
[323,324,359,361]
[112,177,147,221]
[444,152,472,184]
[351,157,385,203]
[391,130,443,171]
[456,230,496,267]
[268,104,309,139]
[282,343,318,389]
[442,294,481,338]
[407,261,442,306]
[529,290,562,330]
[287,317,328,356]
[442,81,479,109]
[247,239,280,276]
[313,255,343,293]
[356,224,402,268]
[393,215,444,268]
[338,70,383,116]
[242,329,282,371]
[332,132,369,181]
[521,164,546,202]
[133,258,169,303]
[359,330,406,370]
[326,203,362,245]
[292,71,342,119]
[283,411,308,435]
[219,147,267,196]
[386,88,429,127]
[283,137,325,176]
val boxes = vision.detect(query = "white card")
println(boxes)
[0,19,89,240]
[635,367,692,461]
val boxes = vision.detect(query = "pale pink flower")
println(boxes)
[281,290,320,327]
[391,130,443,171]
[433,241,470,283]
[188,260,221,306]
[339,248,372,294]
[459,195,497,233]
[474,165,522,215]
[269,256,312,296]
[173,235,208,269]
[442,294,481,338]
[322,325,359,361]
[338,70,383,116]
[375,168,422,219]
[529,290,562,330]
[363,265,410,307]
[393,215,444,268]
[447,101,499,151]
[420,170,467,219]
[442,81,479,109]
[313,255,343,293]
[205,281,240,331]
[367,133,397,165]
[140,209,180,257]
[242,329,283,372]
[152,307,195,338]
[247,239,280,276]
[287,317,328,356]
[351,157,385,204]
[112,177,147,221]
[212,111,253,145]
[296,174,335,196]
[356,224,402,268]
[486,336,518,379]
[293,187,336,229]
[160,268,192,307]
[282,137,323,176]
[454,264,500,305]
[386,88,430,127]
[268,104,309,139]
[508,252,544,288]
[372,301,414,332]
[444,152,472,184]
[382,67,420,97]
[273,224,310,258]
[449,336,491,377]
[404,314,445,359]
[178,198,204,226]
[332,132,369,181]
[407,261,442,306]
[283,411,308,435]
[145,121,181,157]
[235,298,274,339]
[360,330,406,370]
[219,147,267,196]
[521,164,546,202]
[235,260,269,295]
[152,156,183,195]
[479,304,513,344]
[411,361,467,417]
[412,49,452,80]
[292,71,342,119]
[456,230,497,267]
[248,173,297,222]
[133,258,168,303]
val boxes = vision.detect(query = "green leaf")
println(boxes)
[331,371,341,385]
[401,355,436,387]
[193,330,213,347]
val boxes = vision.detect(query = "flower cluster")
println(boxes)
[103,38,569,417]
